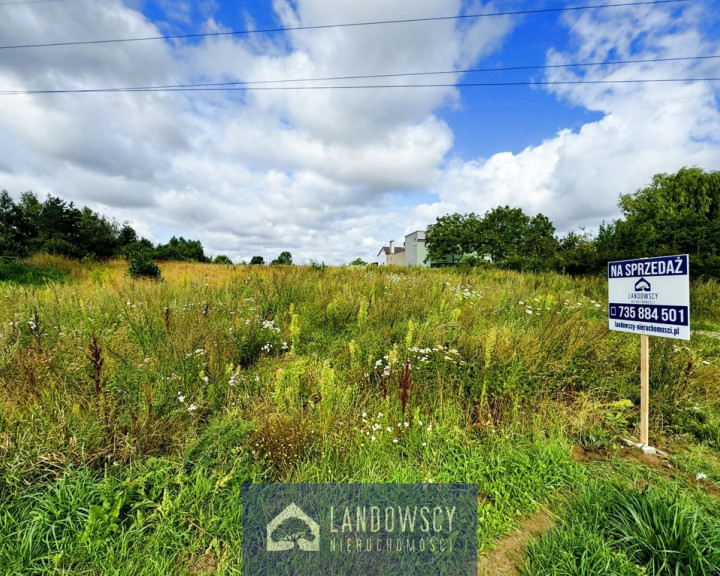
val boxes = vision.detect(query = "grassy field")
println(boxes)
[1,256,719,575]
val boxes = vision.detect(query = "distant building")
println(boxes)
[403,230,428,267]
[377,240,405,266]
[377,229,469,267]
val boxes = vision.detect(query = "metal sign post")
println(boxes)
[608,254,690,447]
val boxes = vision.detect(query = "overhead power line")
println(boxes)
[124,54,720,91]
[0,0,69,5]
[1,53,717,95]
[2,77,718,96]
[0,0,690,51]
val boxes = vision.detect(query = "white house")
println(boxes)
[377,240,405,266]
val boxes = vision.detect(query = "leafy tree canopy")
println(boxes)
[0,190,211,263]
[213,254,233,265]
[425,206,558,268]
[271,251,292,265]
[597,167,720,274]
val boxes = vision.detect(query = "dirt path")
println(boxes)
[477,441,720,576]
[477,509,554,576]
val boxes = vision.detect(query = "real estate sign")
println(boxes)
[608,254,690,340]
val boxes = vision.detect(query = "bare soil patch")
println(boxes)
[478,509,554,576]
[618,446,673,471]
[189,552,218,575]
[571,444,608,463]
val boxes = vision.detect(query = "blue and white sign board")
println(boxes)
[608,254,690,340]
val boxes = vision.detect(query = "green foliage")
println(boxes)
[249,255,265,265]
[598,167,720,277]
[0,190,31,259]
[127,255,162,280]
[524,482,720,576]
[213,254,233,265]
[1,190,212,264]
[0,261,67,285]
[522,523,643,576]
[425,212,470,264]
[605,487,720,574]
[559,230,603,275]
[270,251,292,265]
[425,167,720,276]
[425,206,559,269]
[0,460,251,575]
[184,415,256,472]
[349,258,367,266]
[153,236,209,262]
[0,191,136,260]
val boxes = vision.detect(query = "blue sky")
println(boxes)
[1,0,719,263]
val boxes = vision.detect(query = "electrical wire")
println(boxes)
[0,0,69,5]
[0,0,691,50]
[96,54,720,91]
[1,53,717,95]
[1,77,718,96]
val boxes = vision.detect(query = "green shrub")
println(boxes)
[127,256,161,280]
[213,254,233,265]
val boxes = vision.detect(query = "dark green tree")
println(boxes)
[425,212,478,265]
[596,167,720,275]
[0,191,30,259]
[271,251,292,265]
[479,206,531,261]
[213,255,233,265]
[558,230,601,275]
[77,207,119,259]
[249,256,265,265]
[425,206,558,268]
[154,236,209,262]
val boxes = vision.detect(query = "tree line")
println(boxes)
[426,167,720,277]
[0,191,212,263]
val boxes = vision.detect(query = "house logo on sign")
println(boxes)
[634,278,652,292]
[266,503,320,552]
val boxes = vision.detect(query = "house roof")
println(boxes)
[377,246,406,256]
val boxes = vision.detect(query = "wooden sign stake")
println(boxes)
[640,334,650,445]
